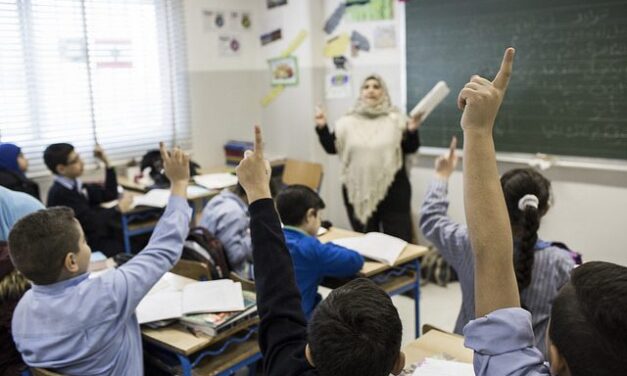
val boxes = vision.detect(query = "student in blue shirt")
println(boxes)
[9,143,193,375]
[459,48,627,376]
[200,183,253,278]
[276,184,364,319]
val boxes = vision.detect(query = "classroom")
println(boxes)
[1,0,626,375]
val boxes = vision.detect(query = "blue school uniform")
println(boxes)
[283,226,364,319]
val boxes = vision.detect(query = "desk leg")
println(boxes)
[121,215,131,254]
[176,354,193,376]
[413,259,421,338]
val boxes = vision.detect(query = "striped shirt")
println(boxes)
[419,179,575,357]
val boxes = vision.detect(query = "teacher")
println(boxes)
[315,74,422,242]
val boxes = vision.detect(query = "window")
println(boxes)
[0,0,190,176]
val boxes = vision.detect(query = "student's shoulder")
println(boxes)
[536,244,576,269]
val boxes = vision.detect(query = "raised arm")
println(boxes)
[459,48,519,317]
[314,105,337,154]
[237,126,312,375]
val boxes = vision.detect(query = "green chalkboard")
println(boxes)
[405,0,627,160]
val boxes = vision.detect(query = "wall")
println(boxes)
[183,0,627,266]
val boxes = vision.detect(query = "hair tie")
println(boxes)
[518,194,539,211]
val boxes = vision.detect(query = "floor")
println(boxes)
[319,281,463,346]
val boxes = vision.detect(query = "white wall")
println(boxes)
[183,0,627,266]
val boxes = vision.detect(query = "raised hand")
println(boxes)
[314,105,327,129]
[159,142,190,197]
[407,111,424,132]
[93,144,110,167]
[435,136,458,180]
[236,125,272,204]
[458,48,515,133]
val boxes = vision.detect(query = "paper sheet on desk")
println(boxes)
[412,357,474,376]
[331,232,407,266]
[194,173,238,190]
[410,81,450,121]
[131,186,211,208]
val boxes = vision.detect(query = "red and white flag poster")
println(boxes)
[93,39,133,69]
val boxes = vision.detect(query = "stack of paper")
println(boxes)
[412,358,474,376]
[193,173,238,190]
[331,232,407,266]
[410,81,450,121]
[137,275,245,324]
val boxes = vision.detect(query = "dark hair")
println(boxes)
[308,278,402,376]
[275,184,325,226]
[500,168,551,291]
[549,262,627,375]
[8,207,81,285]
[43,143,74,174]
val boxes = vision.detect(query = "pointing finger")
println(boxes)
[493,47,515,90]
[253,125,264,158]
[159,142,171,164]
[448,136,457,159]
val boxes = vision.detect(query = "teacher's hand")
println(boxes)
[407,112,424,132]
[314,104,327,129]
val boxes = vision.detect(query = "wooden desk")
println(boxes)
[319,228,428,338]
[115,179,220,253]
[142,319,261,376]
[403,330,472,366]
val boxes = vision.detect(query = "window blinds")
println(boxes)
[0,0,190,177]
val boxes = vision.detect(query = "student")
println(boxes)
[419,138,574,356]
[0,186,44,376]
[44,143,122,256]
[10,144,192,375]
[0,143,40,200]
[236,126,406,376]
[199,183,253,278]
[276,184,364,319]
[458,48,627,375]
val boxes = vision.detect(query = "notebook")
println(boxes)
[136,276,245,324]
[193,173,238,190]
[411,358,474,376]
[409,81,450,121]
[331,232,407,265]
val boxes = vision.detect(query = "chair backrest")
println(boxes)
[30,368,63,376]
[171,259,212,281]
[281,159,323,191]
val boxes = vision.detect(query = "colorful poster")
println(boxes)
[326,71,352,99]
[260,29,282,45]
[269,56,298,86]
[346,0,394,22]
[373,25,396,49]
[218,35,241,56]
[203,10,226,31]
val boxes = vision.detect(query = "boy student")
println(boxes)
[236,126,405,376]
[276,184,364,319]
[459,48,627,375]
[10,143,192,375]
[44,143,122,256]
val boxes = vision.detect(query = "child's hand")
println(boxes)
[407,111,423,132]
[458,48,515,134]
[435,136,458,180]
[159,142,190,196]
[236,125,272,204]
[93,144,110,167]
[314,105,327,129]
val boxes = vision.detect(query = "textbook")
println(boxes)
[137,277,245,324]
[331,232,407,266]
[180,291,257,337]
[411,357,473,376]
[409,81,450,121]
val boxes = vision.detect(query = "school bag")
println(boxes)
[181,227,231,280]
[139,150,201,188]
[420,246,458,287]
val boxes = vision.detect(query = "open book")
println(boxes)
[130,186,211,208]
[136,275,245,324]
[193,173,238,190]
[410,81,450,121]
[330,232,407,266]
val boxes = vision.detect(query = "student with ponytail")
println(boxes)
[419,137,576,357]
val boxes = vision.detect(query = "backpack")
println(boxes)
[140,150,201,188]
[420,246,458,287]
[182,227,231,279]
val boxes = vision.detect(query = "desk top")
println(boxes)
[142,318,259,356]
[403,330,472,365]
[319,228,428,277]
